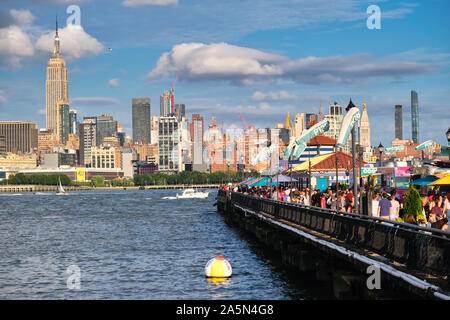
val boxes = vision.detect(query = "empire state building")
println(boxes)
[46,19,69,132]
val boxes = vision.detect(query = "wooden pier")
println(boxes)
[217,190,450,300]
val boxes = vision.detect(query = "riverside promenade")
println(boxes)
[0,184,221,193]
[217,190,450,300]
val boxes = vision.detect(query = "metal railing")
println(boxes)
[218,190,450,278]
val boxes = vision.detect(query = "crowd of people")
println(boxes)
[221,184,449,231]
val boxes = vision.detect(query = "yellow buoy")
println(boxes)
[205,254,232,278]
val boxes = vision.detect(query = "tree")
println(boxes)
[403,185,422,222]
[92,176,105,187]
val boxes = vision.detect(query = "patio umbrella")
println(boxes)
[410,175,439,186]
[429,174,450,186]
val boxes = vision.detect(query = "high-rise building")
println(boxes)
[96,114,118,146]
[132,98,151,144]
[91,145,116,169]
[46,18,69,132]
[175,104,185,121]
[305,113,318,127]
[0,135,6,155]
[294,113,305,139]
[395,105,402,140]
[160,91,172,117]
[411,90,419,143]
[0,121,38,153]
[158,116,181,172]
[323,102,351,154]
[79,117,96,166]
[192,114,204,170]
[57,100,70,145]
[69,109,78,135]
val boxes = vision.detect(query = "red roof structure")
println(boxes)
[307,135,336,146]
[312,151,366,171]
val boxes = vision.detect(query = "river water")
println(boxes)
[0,189,331,299]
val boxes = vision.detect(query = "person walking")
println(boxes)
[390,193,400,221]
[378,192,392,219]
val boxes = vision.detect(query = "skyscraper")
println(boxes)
[69,109,78,135]
[79,117,96,166]
[411,90,419,143]
[132,98,151,144]
[96,114,118,146]
[175,104,185,121]
[158,116,181,172]
[160,91,172,117]
[192,114,204,171]
[305,113,318,128]
[46,18,69,132]
[395,105,402,140]
[57,100,70,145]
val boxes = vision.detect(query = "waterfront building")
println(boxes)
[120,148,138,178]
[90,145,116,169]
[69,109,78,135]
[41,148,76,168]
[96,114,118,146]
[0,152,37,168]
[79,117,96,166]
[132,98,151,144]
[294,113,305,139]
[395,105,403,140]
[57,100,70,145]
[46,19,69,132]
[160,91,172,117]
[411,90,419,143]
[0,121,38,154]
[158,116,182,173]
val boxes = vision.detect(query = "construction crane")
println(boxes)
[238,112,248,131]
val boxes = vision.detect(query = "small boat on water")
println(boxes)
[56,178,68,196]
[162,188,209,200]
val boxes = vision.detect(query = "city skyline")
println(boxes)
[0,1,449,147]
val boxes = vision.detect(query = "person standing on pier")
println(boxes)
[390,193,400,221]
[378,192,392,219]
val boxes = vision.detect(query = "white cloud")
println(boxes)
[148,42,437,86]
[37,108,46,115]
[9,9,35,27]
[35,25,104,60]
[108,78,120,87]
[147,42,285,81]
[122,0,178,7]
[252,90,297,102]
[0,25,35,69]
[0,90,6,106]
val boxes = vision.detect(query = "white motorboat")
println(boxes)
[162,188,209,200]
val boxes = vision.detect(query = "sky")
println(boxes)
[0,0,449,147]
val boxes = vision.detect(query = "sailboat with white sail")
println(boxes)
[56,177,68,195]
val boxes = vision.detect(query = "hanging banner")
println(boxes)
[285,119,330,160]
[336,107,360,148]
[361,167,377,177]
[414,140,433,151]
[384,146,406,153]
[251,144,277,167]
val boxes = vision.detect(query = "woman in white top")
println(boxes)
[372,194,379,217]
[390,194,400,220]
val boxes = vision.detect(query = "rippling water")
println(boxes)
[0,190,330,299]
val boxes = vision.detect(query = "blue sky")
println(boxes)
[0,0,449,147]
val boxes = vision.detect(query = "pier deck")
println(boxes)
[217,190,450,300]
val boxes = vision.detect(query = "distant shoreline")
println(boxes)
[0,184,221,193]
